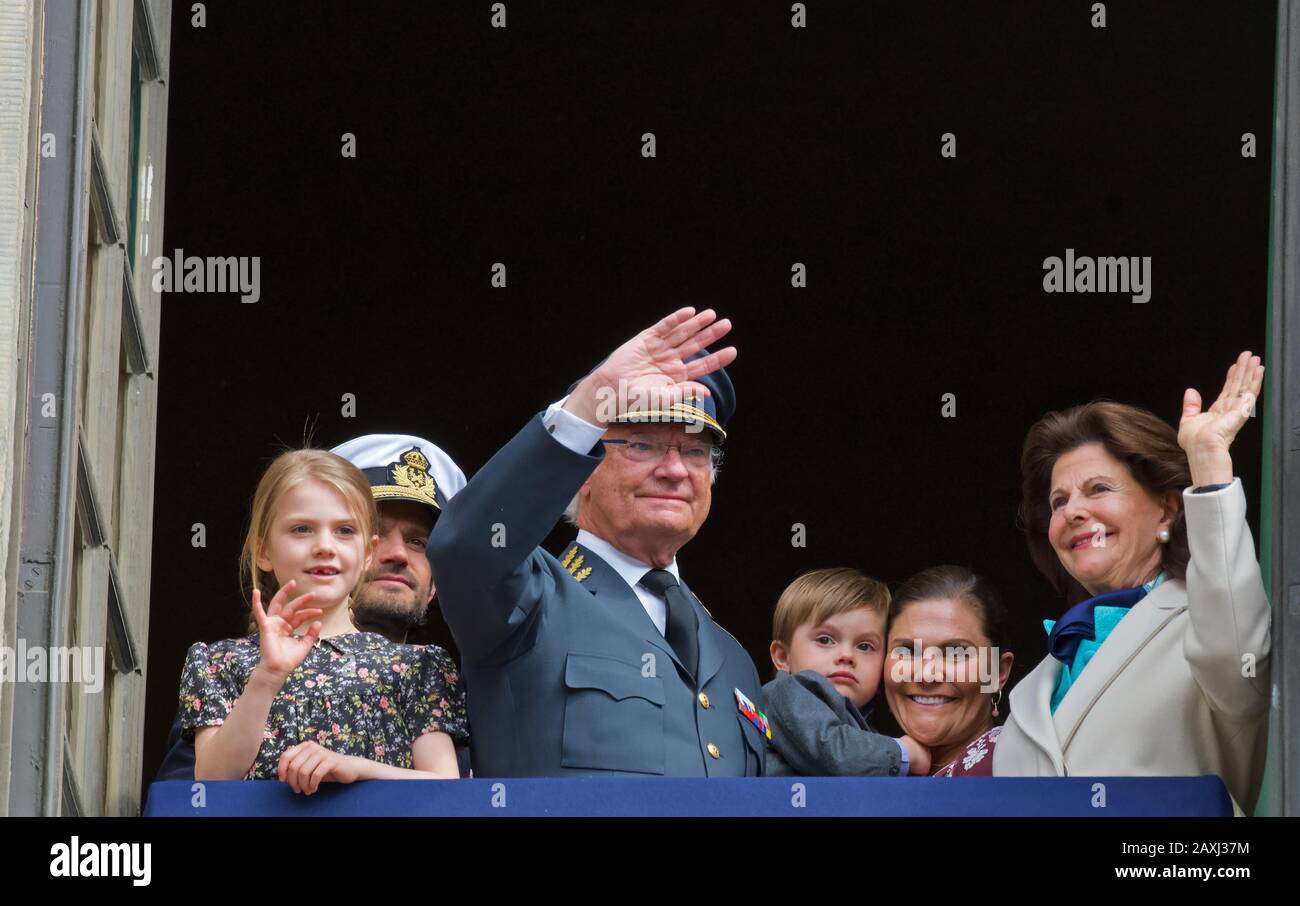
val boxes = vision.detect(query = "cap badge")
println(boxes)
[390,448,437,506]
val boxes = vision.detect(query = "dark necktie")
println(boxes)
[639,569,699,678]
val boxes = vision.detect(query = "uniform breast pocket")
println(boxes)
[736,711,767,776]
[561,652,666,775]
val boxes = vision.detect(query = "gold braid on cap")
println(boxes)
[608,401,726,441]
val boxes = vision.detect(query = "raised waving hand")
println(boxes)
[1178,351,1265,487]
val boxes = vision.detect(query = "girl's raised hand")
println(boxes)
[251,580,323,680]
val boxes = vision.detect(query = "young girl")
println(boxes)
[178,449,466,792]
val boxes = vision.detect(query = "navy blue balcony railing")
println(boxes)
[143,776,1233,817]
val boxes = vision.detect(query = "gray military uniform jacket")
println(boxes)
[762,669,903,776]
[426,414,766,777]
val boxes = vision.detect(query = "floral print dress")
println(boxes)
[933,725,1001,777]
[179,631,469,779]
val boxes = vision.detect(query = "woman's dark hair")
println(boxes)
[1019,400,1190,606]
[889,565,1011,654]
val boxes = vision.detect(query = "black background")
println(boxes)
[142,1,1276,795]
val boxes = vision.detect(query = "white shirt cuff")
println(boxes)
[542,396,606,455]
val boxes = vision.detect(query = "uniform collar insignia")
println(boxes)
[561,545,592,582]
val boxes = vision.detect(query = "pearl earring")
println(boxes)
[1157,528,1171,544]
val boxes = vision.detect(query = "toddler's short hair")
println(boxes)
[772,567,891,647]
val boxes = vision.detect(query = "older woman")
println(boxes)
[884,565,1015,776]
[993,353,1271,813]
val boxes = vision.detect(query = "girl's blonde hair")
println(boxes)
[239,449,377,631]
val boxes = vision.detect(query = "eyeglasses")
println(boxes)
[601,438,720,471]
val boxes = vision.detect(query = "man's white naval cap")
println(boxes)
[330,433,466,513]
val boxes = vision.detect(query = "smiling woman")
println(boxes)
[994,354,1272,814]
[883,566,1014,776]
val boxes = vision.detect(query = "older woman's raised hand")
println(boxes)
[1178,351,1264,487]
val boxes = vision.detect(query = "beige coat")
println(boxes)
[993,479,1272,813]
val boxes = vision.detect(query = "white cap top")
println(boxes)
[330,433,466,511]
